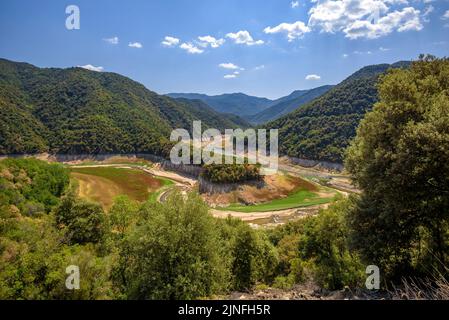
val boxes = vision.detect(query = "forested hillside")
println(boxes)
[0,59,247,156]
[249,85,334,124]
[264,61,410,163]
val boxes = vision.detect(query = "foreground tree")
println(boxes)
[345,55,449,280]
[115,192,228,299]
[55,196,107,245]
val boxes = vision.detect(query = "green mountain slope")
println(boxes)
[265,62,411,163]
[166,92,273,116]
[249,85,334,124]
[0,59,245,155]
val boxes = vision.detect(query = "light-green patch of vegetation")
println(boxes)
[222,189,336,213]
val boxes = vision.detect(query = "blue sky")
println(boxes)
[0,0,448,99]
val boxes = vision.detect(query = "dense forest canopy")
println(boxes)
[265,61,411,163]
[201,163,261,184]
[0,59,247,156]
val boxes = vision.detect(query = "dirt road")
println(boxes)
[70,162,341,226]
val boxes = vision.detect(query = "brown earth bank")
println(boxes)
[203,173,318,207]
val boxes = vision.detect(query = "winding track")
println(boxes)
[70,162,352,226]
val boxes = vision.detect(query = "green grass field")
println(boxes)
[221,189,336,213]
[70,166,173,209]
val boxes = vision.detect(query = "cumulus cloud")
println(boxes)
[342,53,349,58]
[308,0,388,33]
[307,0,423,39]
[219,63,240,70]
[226,30,264,46]
[305,74,321,80]
[254,65,265,70]
[291,1,300,8]
[129,42,143,48]
[224,74,237,79]
[343,7,423,39]
[264,21,310,41]
[103,36,119,45]
[353,50,372,54]
[162,36,180,47]
[443,10,449,20]
[180,42,204,54]
[198,35,225,48]
[78,64,104,72]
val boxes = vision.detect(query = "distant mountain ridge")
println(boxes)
[0,58,248,156]
[248,85,334,124]
[166,92,273,116]
[167,86,334,122]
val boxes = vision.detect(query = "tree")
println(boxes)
[231,224,279,291]
[345,55,449,280]
[298,200,364,290]
[109,195,139,239]
[115,192,228,299]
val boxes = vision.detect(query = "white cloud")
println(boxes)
[442,10,449,20]
[254,65,265,70]
[219,62,240,70]
[103,36,119,45]
[264,21,310,41]
[308,0,389,33]
[343,7,423,39]
[129,42,143,48]
[233,71,240,75]
[353,50,373,54]
[180,42,204,54]
[224,74,237,79]
[291,1,300,8]
[198,35,225,48]
[379,46,390,51]
[305,74,321,80]
[78,64,104,72]
[422,5,434,22]
[226,30,264,46]
[308,1,423,39]
[162,36,180,47]
[342,53,349,58]
[423,5,434,17]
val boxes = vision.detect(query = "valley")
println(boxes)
[64,155,347,227]
[1,55,448,301]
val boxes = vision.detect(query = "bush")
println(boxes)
[0,158,69,214]
[231,224,279,291]
[115,192,229,299]
[55,196,107,245]
[298,200,364,290]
